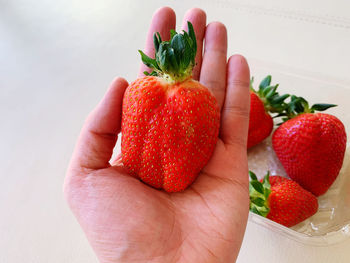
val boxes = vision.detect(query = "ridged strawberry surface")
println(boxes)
[248,92,273,148]
[121,76,220,192]
[272,113,347,196]
[267,176,318,227]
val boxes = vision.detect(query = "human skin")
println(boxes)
[64,7,251,263]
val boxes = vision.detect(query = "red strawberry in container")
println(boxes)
[272,96,347,196]
[121,22,220,192]
[248,76,289,148]
[249,171,318,227]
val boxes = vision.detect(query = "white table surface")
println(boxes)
[1,0,350,262]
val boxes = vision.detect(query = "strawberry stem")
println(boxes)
[139,22,197,83]
[278,95,337,122]
[250,75,290,115]
[249,171,271,217]
[251,76,338,124]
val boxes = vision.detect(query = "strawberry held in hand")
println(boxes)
[248,76,289,148]
[272,96,347,196]
[121,22,220,192]
[249,171,318,227]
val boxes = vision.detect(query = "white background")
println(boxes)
[1,0,350,262]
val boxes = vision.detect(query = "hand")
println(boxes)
[64,7,250,263]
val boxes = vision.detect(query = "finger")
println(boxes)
[138,7,176,77]
[70,77,129,171]
[220,55,250,149]
[199,22,227,109]
[181,8,206,80]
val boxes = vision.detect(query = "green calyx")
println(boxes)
[249,171,271,217]
[139,21,197,83]
[251,75,337,124]
[276,95,337,123]
[250,75,290,115]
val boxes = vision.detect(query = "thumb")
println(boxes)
[69,77,128,171]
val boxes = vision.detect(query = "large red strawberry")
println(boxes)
[272,96,347,196]
[249,171,318,227]
[121,22,220,192]
[248,76,289,148]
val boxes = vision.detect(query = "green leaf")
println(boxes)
[158,49,168,72]
[249,171,272,218]
[250,204,270,217]
[167,48,179,72]
[153,32,161,53]
[262,172,270,188]
[259,75,272,91]
[300,97,310,110]
[262,86,273,96]
[295,100,305,113]
[187,21,197,57]
[254,75,291,115]
[250,181,264,195]
[279,93,337,122]
[170,29,177,39]
[250,77,255,91]
[171,34,185,58]
[251,197,265,207]
[258,206,270,217]
[250,206,262,216]
[265,85,278,99]
[138,50,159,70]
[156,43,172,71]
[143,70,158,76]
[299,96,308,105]
[286,96,308,114]
[142,21,197,82]
[181,32,193,70]
[249,182,253,193]
[249,171,258,180]
[262,172,271,198]
[311,103,337,111]
[288,99,297,113]
[271,94,290,105]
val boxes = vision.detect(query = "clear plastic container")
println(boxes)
[247,58,350,246]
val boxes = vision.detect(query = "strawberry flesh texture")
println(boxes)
[248,92,273,148]
[272,113,347,196]
[121,76,220,192]
[268,176,318,227]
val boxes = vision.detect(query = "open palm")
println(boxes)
[64,7,250,263]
